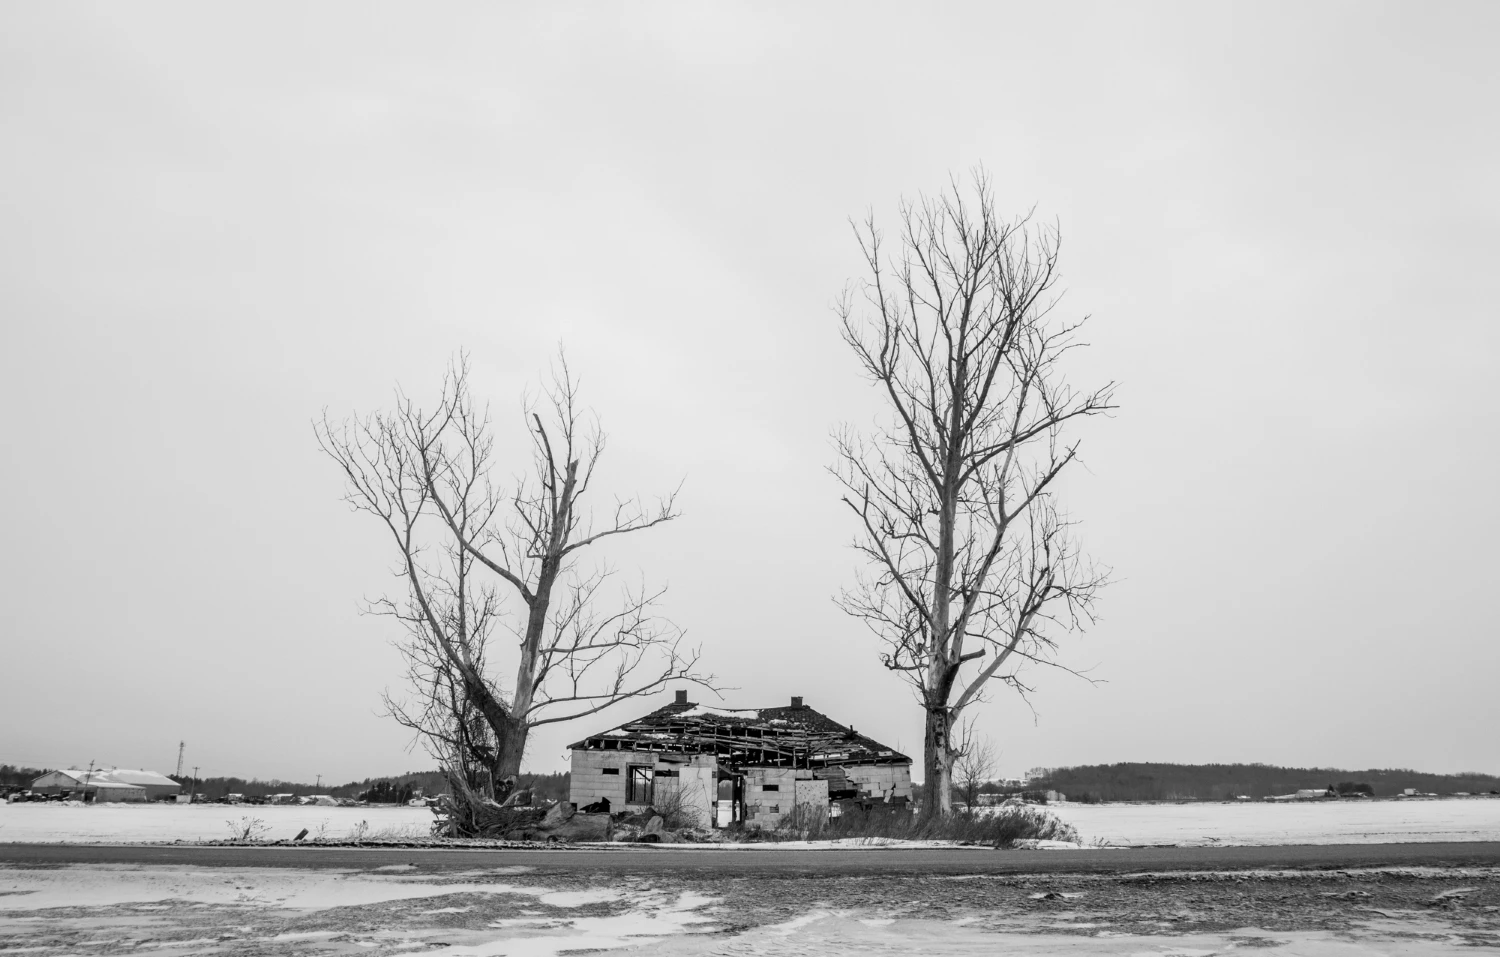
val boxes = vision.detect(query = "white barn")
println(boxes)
[31,768,180,802]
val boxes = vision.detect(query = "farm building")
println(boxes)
[568,692,912,829]
[30,768,180,802]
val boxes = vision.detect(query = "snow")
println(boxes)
[423,889,717,957]
[633,914,1488,956]
[1044,797,1500,846]
[2,861,1492,957]
[0,864,723,957]
[675,705,748,719]
[0,864,588,911]
[0,803,434,844]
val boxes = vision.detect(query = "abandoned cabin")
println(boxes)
[568,692,912,828]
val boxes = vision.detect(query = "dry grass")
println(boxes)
[650,780,705,830]
[224,816,270,842]
[764,804,1079,846]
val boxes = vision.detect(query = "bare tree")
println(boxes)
[833,173,1115,815]
[316,355,712,802]
[952,719,996,810]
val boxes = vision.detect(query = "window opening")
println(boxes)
[627,765,654,804]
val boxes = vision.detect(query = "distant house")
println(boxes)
[30,768,178,802]
[1266,788,1334,802]
[568,692,912,829]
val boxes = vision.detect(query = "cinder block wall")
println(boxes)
[793,779,829,808]
[662,762,716,829]
[844,764,913,800]
[570,749,721,814]
[744,767,798,828]
[569,749,635,806]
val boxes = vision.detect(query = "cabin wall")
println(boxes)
[793,778,829,808]
[570,749,718,824]
[743,767,798,827]
[843,764,913,801]
[569,749,635,807]
[659,754,716,829]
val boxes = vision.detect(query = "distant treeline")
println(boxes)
[162,769,572,803]
[4,762,572,801]
[0,765,48,789]
[1030,763,1500,801]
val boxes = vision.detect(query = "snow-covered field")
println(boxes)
[1,797,1497,846]
[1047,797,1500,847]
[0,804,433,844]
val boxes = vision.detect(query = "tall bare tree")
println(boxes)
[316,356,710,798]
[833,173,1115,814]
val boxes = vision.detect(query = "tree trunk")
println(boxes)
[923,704,955,815]
[496,713,529,781]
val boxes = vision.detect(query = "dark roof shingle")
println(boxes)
[568,700,910,768]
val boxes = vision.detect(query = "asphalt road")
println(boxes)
[3,842,1498,876]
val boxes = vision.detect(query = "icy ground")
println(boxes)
[3,798,1498,846]
[2,862,1497,956]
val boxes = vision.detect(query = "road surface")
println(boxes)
[4,840,1498,874]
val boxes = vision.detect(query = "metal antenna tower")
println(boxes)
[175,741,185,778]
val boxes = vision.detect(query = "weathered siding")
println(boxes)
[29,771,82,794]
[92,784,147,802]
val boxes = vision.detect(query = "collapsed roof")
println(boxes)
[568,698,910,769]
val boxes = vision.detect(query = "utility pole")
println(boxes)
[82,760,96,803]
[315,774,322,790]
[175,742,185,778]
[188,766,199,804]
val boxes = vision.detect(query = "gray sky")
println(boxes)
[3,3,1497,785]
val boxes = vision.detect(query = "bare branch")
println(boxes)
[833,170,1112,815]
[317,350,717,795]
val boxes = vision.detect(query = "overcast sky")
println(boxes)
[3,3,1497,786]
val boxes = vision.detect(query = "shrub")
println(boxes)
[767,804,1078,847]
[648,780,703,830]
[225,817,270,842]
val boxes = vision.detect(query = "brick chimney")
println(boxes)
[790,696,804,708]
[675,689,688,704]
